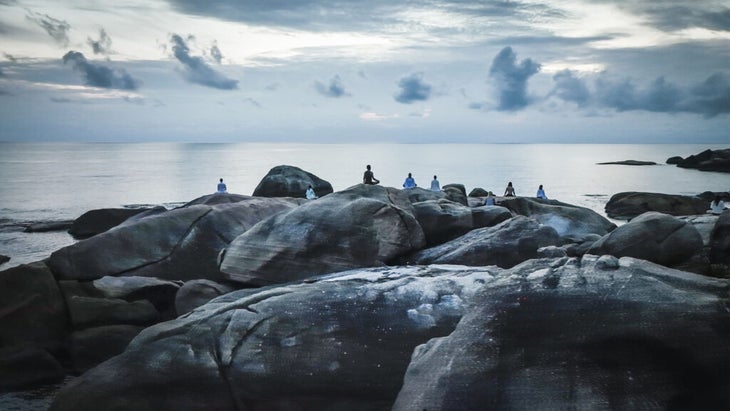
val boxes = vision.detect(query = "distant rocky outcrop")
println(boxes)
[220,184,425,285]
[252,165,333,198]
[50,258,730,411]
[468,187,489,197]
[23,220,74,233]
[597,160,657,166]
[442,184,468,206]
[588,212,704,271]
[605,192,707,219]
[666,148,730,173]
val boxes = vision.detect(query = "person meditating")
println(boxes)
[363,165,380,185]
[708,196,726,215]
[403,173,417,189]
[305,185,318,200]
[536,184,547,199]
[430,175,440,191]
[504,181,516,197]
[217,178,227,193]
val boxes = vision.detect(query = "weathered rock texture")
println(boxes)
[50,258,730,411]
[588,212,704,268]
[496,197,616,238]
[220,184,426,285]
[393,256,730,411]
[605,192,708,219]
[408,216,560,268]
[252,165,333,198]
[412,200,511,245]
[48,197,301,282]
[68,207,157,239]
[175,279,235,315]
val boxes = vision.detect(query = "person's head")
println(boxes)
[219,178,223,183]
[508,182,513,187]
[539,184,543,189]
[308,185,313,189]
[714,195,721,203]
[408,173,412,177]
[366,165,371,170]
[433,175,437,179]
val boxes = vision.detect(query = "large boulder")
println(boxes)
[407,216,560,268]
[175,279,235,315]
[710,211,730,265]
[49,265,496,411]
[442,184,468,206]
[220,184,426,285]
[668,148,730,173]
[588,212,704,268]
[68,207,157,239]
[51,258,730,411]
[605,192,708,220]
[404,187,446,203]
[65,296,159,329]
[498,197,615,238]
[68,325,145,373]
[677,214,719,246]
[0,346,65,390]
[413,200,511,245]
[0,262,67,351]
[47,197,301,282]
[252,165,333,198]
[393,256,730,410]
[181,193,252,207]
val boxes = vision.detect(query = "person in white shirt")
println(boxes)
[430,175,440,191]
[708,196,726,214]
[536,184,548,200]
[217,178,227,193]
[305,185,318,200]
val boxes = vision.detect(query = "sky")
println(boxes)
[0,0,729,143]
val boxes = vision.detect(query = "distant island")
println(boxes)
[597,160,657,166]
[667,148,730,173]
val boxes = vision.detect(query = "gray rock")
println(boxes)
[175,279,235,315]
[181,193,254,207]
[442,184,467,206]
[588,212,704,268]
[92,276,181,319]
[48,197,301,282]
[710,211,730,265]
[537,245,567,258]
[468,187,489,197]
[412,200,511,246]
[220,184,426,285]
[68,325,145,373]
[0,254,8,265]
[605,192,708,220]
[597,160,656,166]
[408,216,560,268]
[68,207,156,239]
[0,346,65,390]
[0,262,67,351]
[498,196,616,237]
[24,220,74,233]
[66,296,159,328]
[677,214,719,246]
[252,165,333,198]
[49,265,497,411]
[393,256,730,411]
[404,187,447,204]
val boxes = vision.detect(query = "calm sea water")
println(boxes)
[1,142,728,268]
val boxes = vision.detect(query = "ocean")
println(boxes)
[0,142,728,268]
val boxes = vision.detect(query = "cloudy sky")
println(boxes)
[0,0,728,142]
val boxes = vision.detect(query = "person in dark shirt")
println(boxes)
[363,165,380,185]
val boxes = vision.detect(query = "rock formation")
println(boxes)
[252,165,333,198]
[666,148,730,173]
[605,192,708,219]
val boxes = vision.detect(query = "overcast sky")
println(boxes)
[0,0,728,142]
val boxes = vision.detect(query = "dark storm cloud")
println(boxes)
[169,34,238,90]
[394,73,431,104]
[87,28,112,55]
[314,75,349,98]
[62,51,139,90]
[549,70,730,117]
[489,46,541,111]
[26,11,70,46]
[584,1,730,32]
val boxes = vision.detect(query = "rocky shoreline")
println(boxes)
[1,165,728,410]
